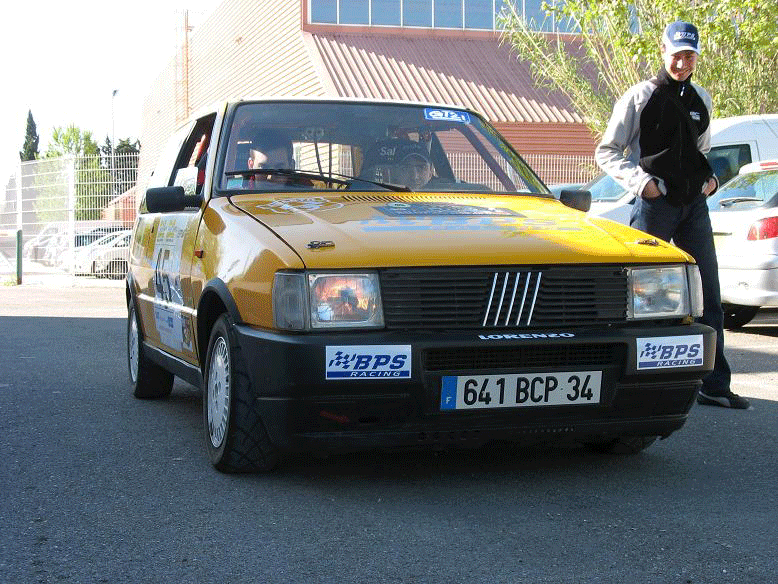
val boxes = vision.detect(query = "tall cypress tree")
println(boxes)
[19,110,40,161]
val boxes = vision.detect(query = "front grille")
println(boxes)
[424,343,624,371]
[381,266,628,330]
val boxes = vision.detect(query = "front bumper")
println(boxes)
[233,322,715,453]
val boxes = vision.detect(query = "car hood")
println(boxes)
[229,192,692,268]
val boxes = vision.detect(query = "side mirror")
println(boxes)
[145,186,202,213]
[559,189,592,212]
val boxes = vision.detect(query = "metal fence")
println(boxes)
[0,151,597,284]
[0,154,139,282]
[524,153,599,187]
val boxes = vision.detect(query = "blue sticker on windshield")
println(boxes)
[424,108,471,124]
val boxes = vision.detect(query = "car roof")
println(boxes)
[710,114,778,131]
[184,96,475,128]
[232,95,470,111]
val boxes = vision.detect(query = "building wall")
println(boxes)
[137,0,328,194]
[136,0,597,196]
[494,122,596,156]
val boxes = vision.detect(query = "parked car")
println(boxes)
[708,159,778,328]
[70,230,131,276]
[92,231,132,279]
[24,223,127,262]
[127,98,715,473]
[547,182,584,197]
[588,114,778,225]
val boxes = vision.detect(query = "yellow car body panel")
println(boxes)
[229,192,693,269]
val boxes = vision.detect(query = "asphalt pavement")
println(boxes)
[1,284,777,583]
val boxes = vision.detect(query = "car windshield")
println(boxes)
[217,101,548,195]
[707,169,778,211]
[584,173,627,202]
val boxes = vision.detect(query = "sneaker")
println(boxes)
[697,391,750,409]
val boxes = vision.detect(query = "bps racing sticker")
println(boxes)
[326,345,411,380]
[636,335,704,369]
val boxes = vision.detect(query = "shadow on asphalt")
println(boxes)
[729,324,778,338]
[158,376,778,483]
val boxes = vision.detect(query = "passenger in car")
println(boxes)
[395,145,434,191]
[360,139,435,190]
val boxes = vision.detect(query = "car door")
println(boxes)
[133,113,216,364]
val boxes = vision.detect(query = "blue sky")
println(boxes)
[1,0,216,185]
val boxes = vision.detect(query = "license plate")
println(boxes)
[440,371,602,411]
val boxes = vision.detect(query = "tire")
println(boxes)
[128,302,174,399]
[203,313,278,473]
[722,303,758,329]
[585,435,658,455]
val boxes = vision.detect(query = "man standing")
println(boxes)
[596,21,749,409]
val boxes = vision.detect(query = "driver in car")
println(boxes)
[247,130,294,172]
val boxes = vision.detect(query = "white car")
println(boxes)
[70,230,131,276]
[708,160,778,328]
[584,173,631,224]
[91,231,131,279]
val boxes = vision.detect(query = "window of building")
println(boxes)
[311,0,337,23]
[464,0,492,29]
[435,0,461,28]
[404,0,432,27]
[308,0,572,31]
[341,0,369,24]
[372,0,401,25]
[523,0,551,32]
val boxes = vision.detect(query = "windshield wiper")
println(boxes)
[224,168,410,192]
[225,168,349,187]
[718,196,762,207]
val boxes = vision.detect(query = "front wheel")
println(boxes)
[128,301,174,399]
[722,303,758,329]
[203,313,278,473]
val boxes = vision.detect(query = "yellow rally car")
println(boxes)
[127,98,715,472]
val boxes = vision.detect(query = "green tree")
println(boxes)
[100,136,141,196]
[42,125,108,220]
[45,124,100,158]
[19,110,40,161]
[500,0,778,138]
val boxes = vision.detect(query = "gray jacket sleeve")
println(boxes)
[693,82,714,154]
[595,81,659,197]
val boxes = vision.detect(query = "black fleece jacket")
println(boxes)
[638,68,714,205]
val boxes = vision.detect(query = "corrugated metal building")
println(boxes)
[137,0,596,192]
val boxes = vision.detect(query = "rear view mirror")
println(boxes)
[145,186,202,213]
[560,189,592,212]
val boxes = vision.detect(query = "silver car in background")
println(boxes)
[708,160,778,328]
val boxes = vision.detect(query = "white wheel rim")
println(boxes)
[128,310,139,383]
[207,336,230,448]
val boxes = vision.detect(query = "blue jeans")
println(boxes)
[631,193,731,395]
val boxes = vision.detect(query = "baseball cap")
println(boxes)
[398,142,430,164]
[363,139,429,167]
[662,21,700,54]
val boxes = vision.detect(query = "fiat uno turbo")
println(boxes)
[127,98,715,472]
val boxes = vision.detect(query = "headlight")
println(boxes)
[273,271,384,330]
[628,265,694,319]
